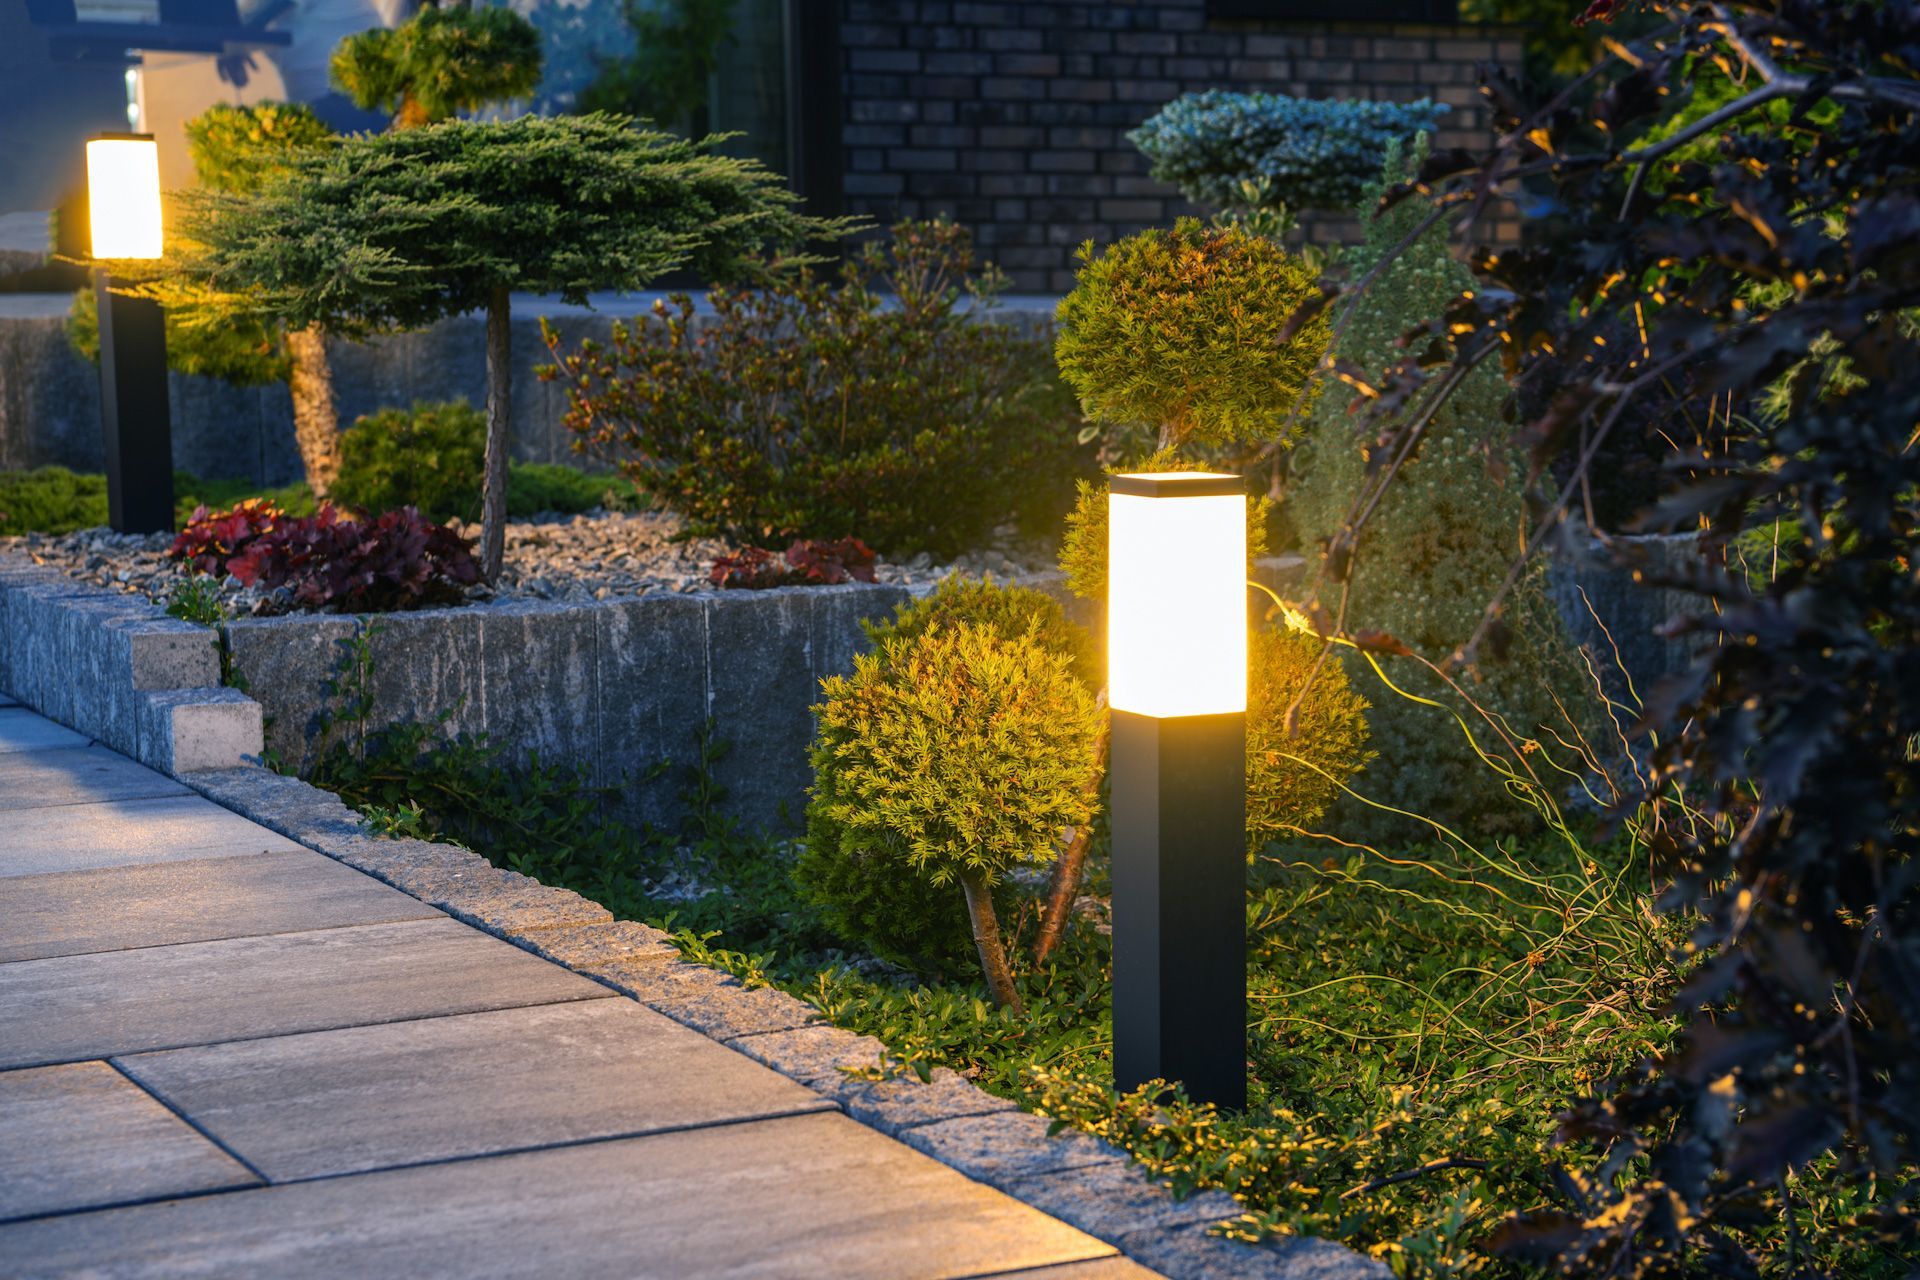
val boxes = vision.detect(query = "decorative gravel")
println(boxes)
[0,509,1056,616]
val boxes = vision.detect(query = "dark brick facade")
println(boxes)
[834,0,1522,291]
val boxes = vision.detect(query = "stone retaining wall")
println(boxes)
[0,555,261,772]
[226,582,915,835]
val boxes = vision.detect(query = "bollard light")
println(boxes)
[86,135,164,260]
[86,133,174,534]
[1108,471,1248,1111]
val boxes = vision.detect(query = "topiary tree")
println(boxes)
[162,113,840,579]
[1244,624,1373,848]
[331,2,544,130]
[1054,218,1330,453]
[801,606,1101,1010]
[1128,91,1446,238]
[798,577,1098,980]
[1287,147,1589,842]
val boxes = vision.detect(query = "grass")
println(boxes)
[0,462,642,537]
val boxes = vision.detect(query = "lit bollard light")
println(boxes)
[86,133,174,535]
[1107,470,1248,1110]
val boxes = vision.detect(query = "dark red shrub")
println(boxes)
[169,498,288,575]
[709,537,879,590]
[228,505,480,613]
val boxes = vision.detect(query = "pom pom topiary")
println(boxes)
[1245,625,1374,849]
[1054,219,1331,451]
[798,617,1101,1008]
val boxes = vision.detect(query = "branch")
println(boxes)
[1340,1157,1491,1201]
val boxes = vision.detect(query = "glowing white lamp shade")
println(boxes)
[86,134,163,260]
[1107,472,1247,718]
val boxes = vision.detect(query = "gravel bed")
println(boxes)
[0,509,1055,616]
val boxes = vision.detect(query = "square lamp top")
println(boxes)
[86,133,163,261]
[1107,471,1247,719]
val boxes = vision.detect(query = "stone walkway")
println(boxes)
[0,697,1157,1279]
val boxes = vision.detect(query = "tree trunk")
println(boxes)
[480,286,512,581]
[960,869,1024,1014]
[284,324,340,499]
[1033,686,1109,966]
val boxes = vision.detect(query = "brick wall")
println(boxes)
[836,0,1522,292]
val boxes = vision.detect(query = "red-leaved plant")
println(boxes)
[169,498,289,575]
[709,537,878,590]
[224,505,480,613]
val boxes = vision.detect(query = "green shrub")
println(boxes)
[541,218,1089,558]
[67,283,287,386]
[799,619,1101,1002]
[330,3,543,129]
[1244,625,1373,848]
[1054,219,1330,451]
[185,102,336,195]
[1287,150,1592,841]
[864,575,1099,692]
[1128,91,1446,225]
[0,467,313,537]
[332,400,632,522]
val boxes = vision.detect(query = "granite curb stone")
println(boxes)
[898,1111,1130,1189]
[1118,1225,1393,1280]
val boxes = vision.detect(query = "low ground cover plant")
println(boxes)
[708,537,877,589]
[541,218,1088,558]
[171,502,478,613]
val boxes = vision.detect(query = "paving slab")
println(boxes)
[0,1061,258,1222]
[120,999,837,1181]
[0,1111,1118,1280]
[0,850,442,963]
[0,708,88,755]
[0,744,188,811]
[0,793,303,877]
[0,918,612,1069]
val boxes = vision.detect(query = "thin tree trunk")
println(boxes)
[284,324,340,499]
[480,285,512,581]
[960,869,1024,1014]
[1034,685,1109,966]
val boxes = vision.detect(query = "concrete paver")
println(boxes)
[0,1061,257,1222]
[120,1000,838,1181]
[0,849,443,962]
[0,918,612,1069]
[0,1112,1115,1280]
[0,744,189,811]
[0,707,1159,1280]
[0,793,303,877]
[0,708,87,755]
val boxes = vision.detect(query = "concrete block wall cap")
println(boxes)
[724,1024,894,1083]
[1118,1224,1393,1280]
[1005,1159,1245,1242]
[898,1110,1129,1189]
[135,688,264,774]
[810,1066,1020,1138]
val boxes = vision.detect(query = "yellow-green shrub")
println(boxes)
[798,617,1100,988]
[1054,218,1330,449]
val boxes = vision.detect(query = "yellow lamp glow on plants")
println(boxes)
[1107,472,1246,718]
[86,134,163,260]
